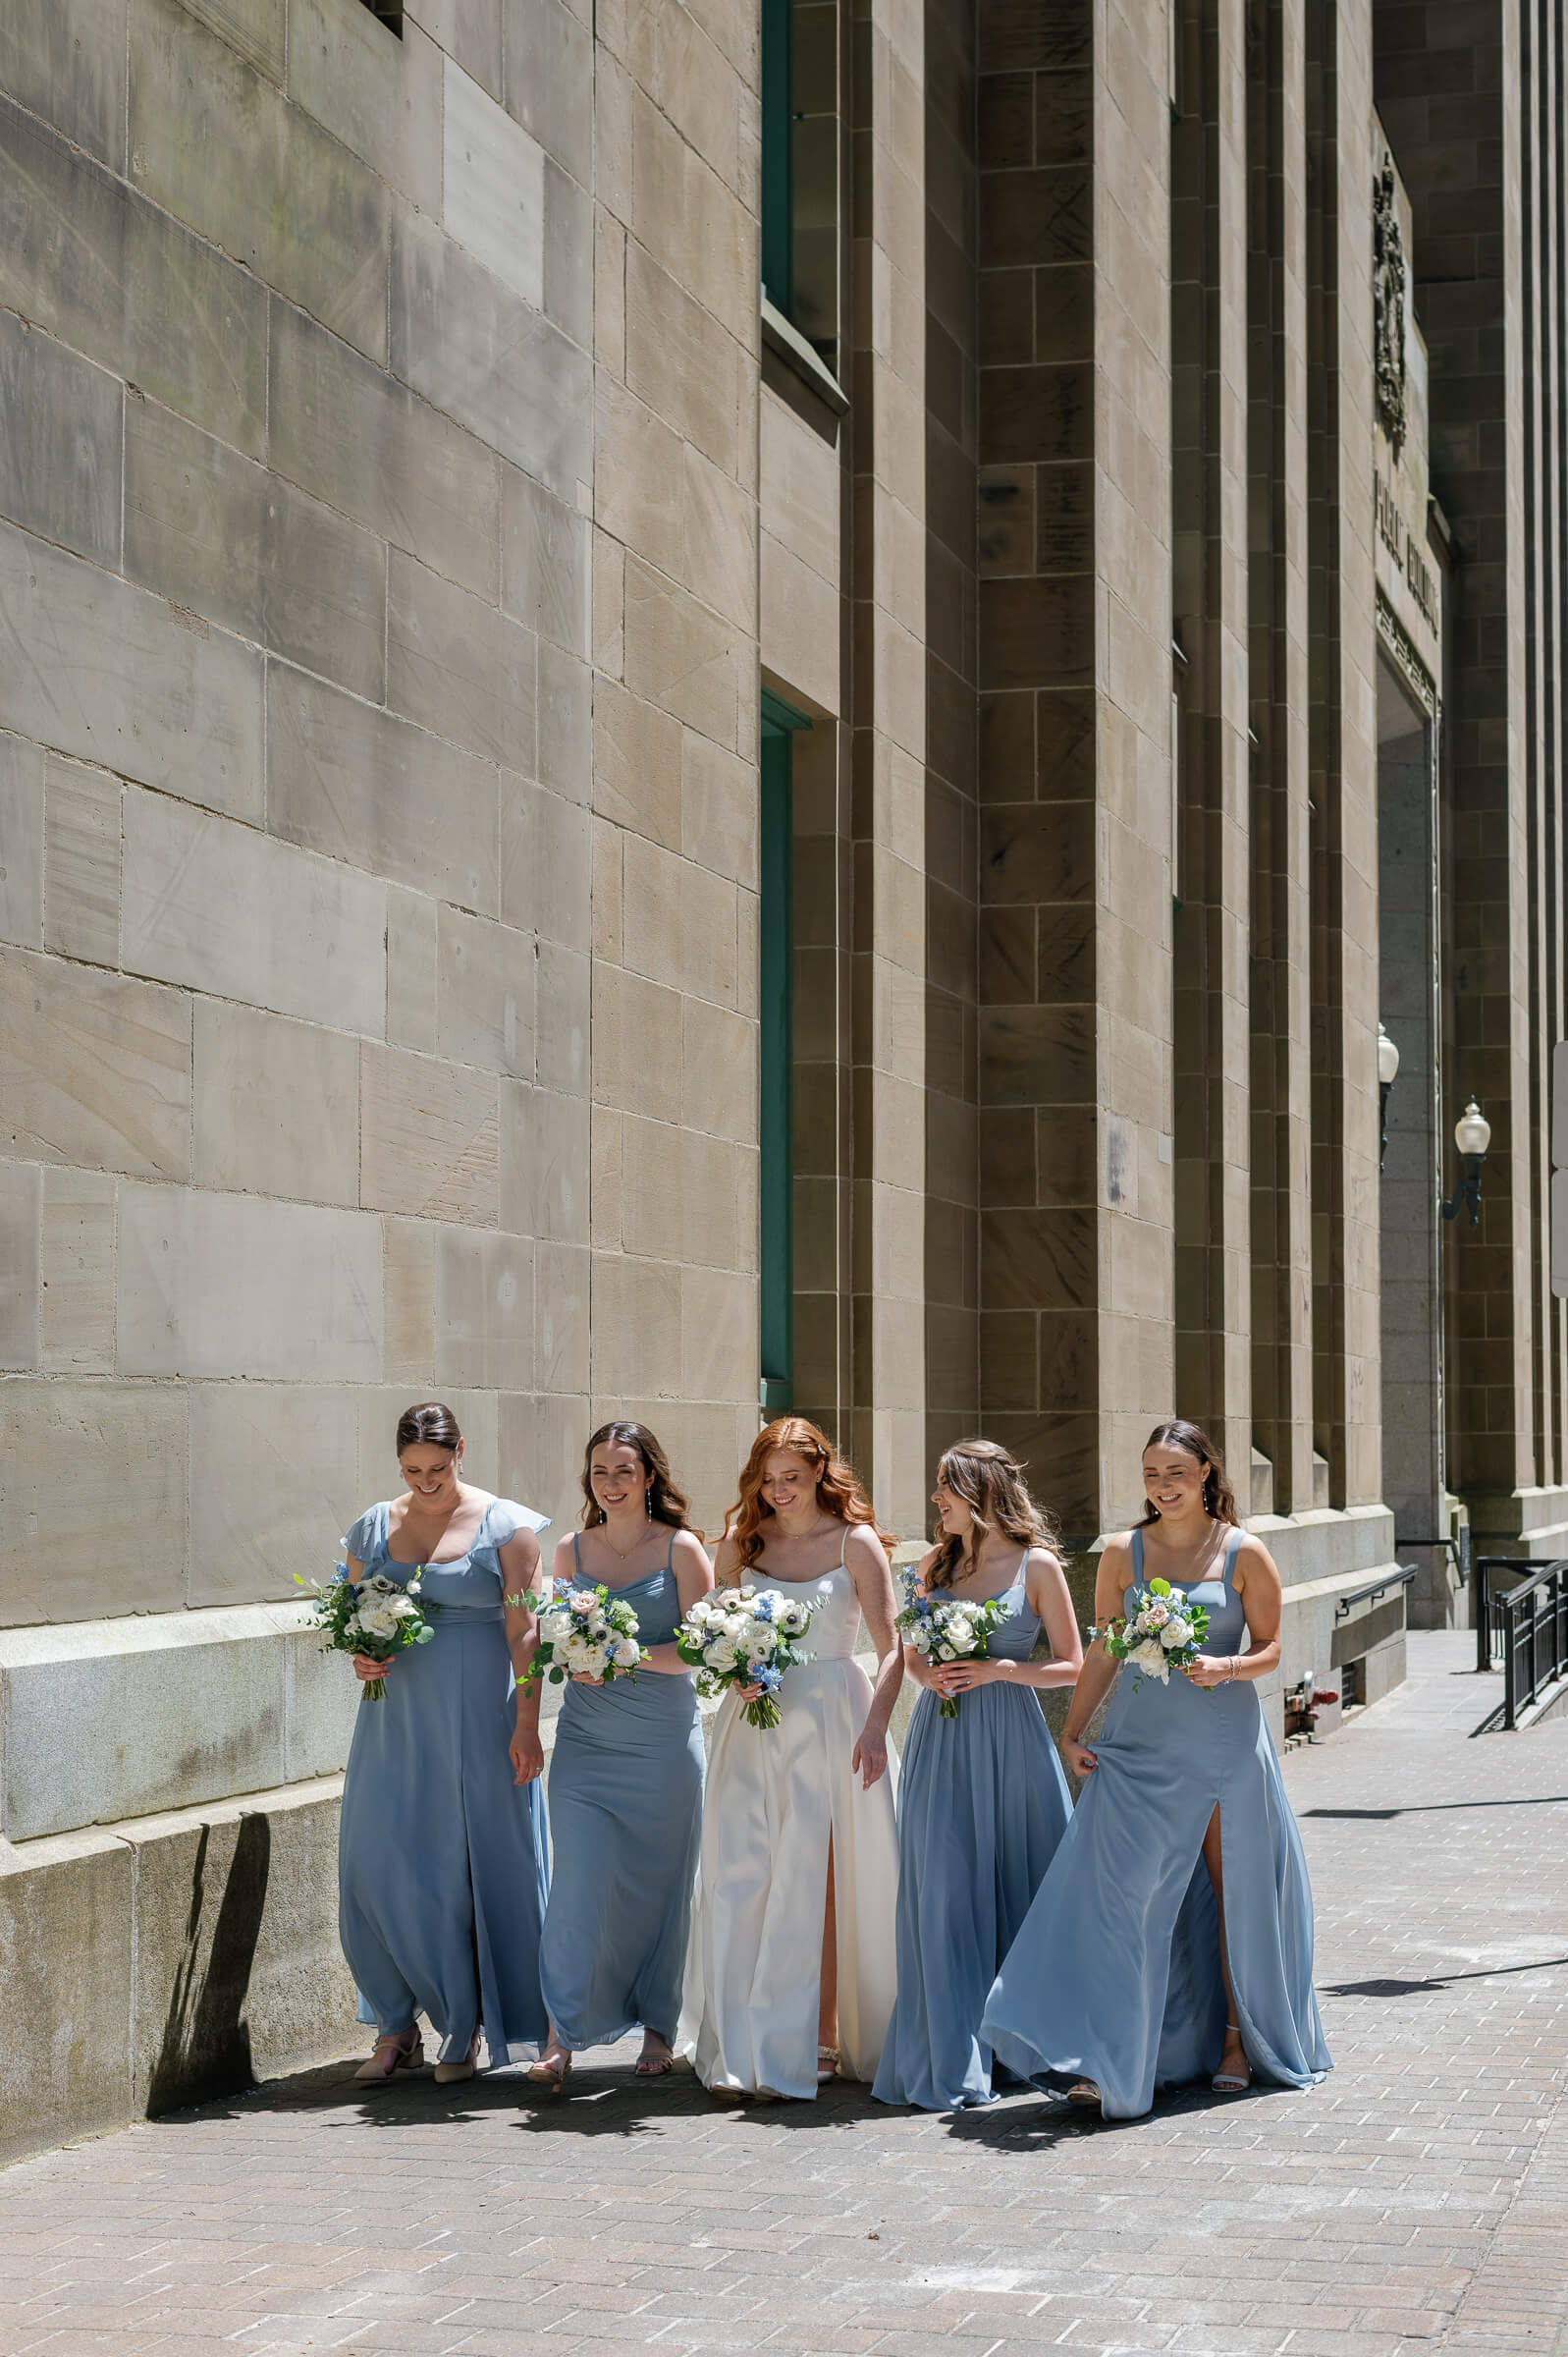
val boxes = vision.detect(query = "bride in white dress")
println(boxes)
[683,1416,902,2098]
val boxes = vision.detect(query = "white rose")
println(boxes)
[569,1591,596,1617]
[1161,1619,1193,1650]
[612,1638,641,1670]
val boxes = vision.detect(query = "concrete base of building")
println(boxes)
[0,1776,360,2169]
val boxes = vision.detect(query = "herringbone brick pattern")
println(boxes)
[2,1635,1565,2357]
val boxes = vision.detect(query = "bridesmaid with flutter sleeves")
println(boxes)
[337,1401,552,2085]
[982,1418,1332,2117]
[682,1417,902,2100]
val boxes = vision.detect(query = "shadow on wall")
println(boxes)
[147,1814,271,2116]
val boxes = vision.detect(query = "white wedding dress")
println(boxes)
[681,1546,900,2097]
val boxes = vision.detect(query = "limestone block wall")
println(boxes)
[0,0,765,1635]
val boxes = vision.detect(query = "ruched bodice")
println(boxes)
[555,1543,697,1732]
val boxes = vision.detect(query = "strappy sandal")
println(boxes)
[526,2048,572,2093]
[434,2031,481,2085]
[353,2028,422,2083]
[1212,2026,1251,2094]
[635,2040,675,2077]
[1066,2079,1101,2108]
[817,2044,840,2084]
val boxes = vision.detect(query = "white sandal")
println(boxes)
[1212,2024,1251,2094]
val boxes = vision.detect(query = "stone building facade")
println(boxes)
[0,0,1562,2154]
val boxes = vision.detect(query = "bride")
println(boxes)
[682,1416,902,2098]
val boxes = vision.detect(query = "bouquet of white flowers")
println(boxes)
[676,1586,816,1729]
[1092,1575,1211,1687]
[896,1576,1012,1718]
[297,1564,437,1700]
[518,1582,647,1689]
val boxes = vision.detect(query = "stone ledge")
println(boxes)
[0,1776,359,2166]
[0,1602,361,1840]
[0,1600,576,1841]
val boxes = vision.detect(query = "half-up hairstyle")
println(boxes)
[725,1416,893,1571]
[929,1438,1060,1588]
[580,1420,693,1531]
[1139,1419,1240,1526]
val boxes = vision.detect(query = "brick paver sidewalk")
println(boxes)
[3,1632,1566,2357]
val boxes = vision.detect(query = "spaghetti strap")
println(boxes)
[667,1526,676,1571]
[840,1523,849,1569]
[571,1530,581,1579]
[1131,1527,1144,1580]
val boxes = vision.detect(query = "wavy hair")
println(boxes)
[928,1438,1060,1588]
[1138,1418,1240,1527]
[580,1420,694,1532]
[725,1416,892,1571]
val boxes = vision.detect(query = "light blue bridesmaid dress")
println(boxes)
[873,1553,1073,2110]
[982,1525,1331,2117]
[539,1531,704,2050]
[338,1496,551,2067]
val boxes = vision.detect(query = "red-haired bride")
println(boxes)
[682,1417,902,2099]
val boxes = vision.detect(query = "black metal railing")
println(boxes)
[1475,1556,1568,1727]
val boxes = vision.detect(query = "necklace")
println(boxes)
[600,1516,652,1562]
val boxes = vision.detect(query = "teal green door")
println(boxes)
[759,691,809,1413]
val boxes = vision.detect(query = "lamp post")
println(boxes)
[1378,1022,1399,1172]
[1440,1099,1491,1229]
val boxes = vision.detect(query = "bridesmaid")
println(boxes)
[873,1439,1083,2110]
[338,1401,552,2084]
[526,1421,712,2090]
[982,1419,1332,2117]
[683,1417,902,2099]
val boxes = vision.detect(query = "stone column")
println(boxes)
[588,0,765,1523]
[1170,0,1252,1491]
[1374,7,1554,1550]
[849,0,930,1533]
[975,0,1174,1540]
[923,0,982,1473]
[1305,0,1379,1507]
[1246,0,1315,1516]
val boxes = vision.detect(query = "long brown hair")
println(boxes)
[1139,1419,1240,1526]
[580,1421,694,1531]
[929,1438,1060,1588]
[725,1416,892,1571]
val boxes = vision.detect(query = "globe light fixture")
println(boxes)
[1377,1022,1399,1171]
[1440,1098,1491,1229]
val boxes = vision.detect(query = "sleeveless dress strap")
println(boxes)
[666,1526,676,1571]
[839,1524,848,1568]
[1220,1526,1244,1587]
[571,1530,582,1580]
[1131,1526,1144,1580]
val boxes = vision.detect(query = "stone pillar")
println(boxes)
[1305,0,1379,1507]
[1375,6,1563,1552]
[1170,0,1252,1491]
[922,0,981,1475]
[1246,0,1315,1515]
[975,0,1174,1540]
[849,0,930,1533]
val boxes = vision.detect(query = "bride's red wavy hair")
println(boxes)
[725,1417,893,1570]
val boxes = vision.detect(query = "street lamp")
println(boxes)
[1378,1023,1399,1172]
[1440,1098,1492,1229]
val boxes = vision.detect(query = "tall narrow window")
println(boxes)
[761,0,793,317]
[759,691,809,1412]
